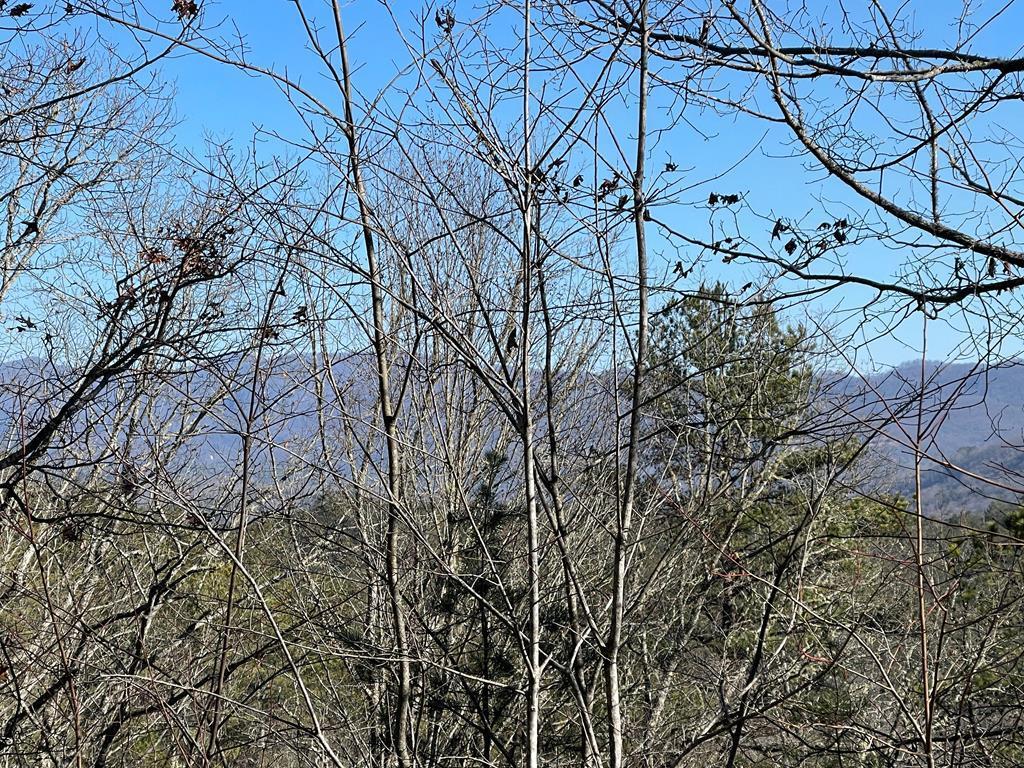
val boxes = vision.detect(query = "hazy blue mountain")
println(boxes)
[845,360,1024,516]
[3,351,1024,516]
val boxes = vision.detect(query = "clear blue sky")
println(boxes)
[144,0,1024,370]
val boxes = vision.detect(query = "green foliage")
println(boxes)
[648,282,811,448]
[986,499,1024,537]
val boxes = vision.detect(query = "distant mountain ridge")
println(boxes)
[1,353,1023,516]
[847,360,1024,515]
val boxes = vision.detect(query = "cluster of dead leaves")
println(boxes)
[6,3,33,18]
[172,0,197,21]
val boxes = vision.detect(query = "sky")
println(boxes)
[95,0,1024,370]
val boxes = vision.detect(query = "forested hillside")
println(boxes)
[851,361,1024,515]
[1,2,1024,767]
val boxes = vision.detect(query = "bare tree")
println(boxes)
[5,1,1024,767]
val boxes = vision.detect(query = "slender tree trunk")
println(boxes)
[537,262,599,766]
[334,6,412,766]
[915,320,935,768]
[521,204,542,768]
[480,594,494,763]
[520,5,541,763]
[605,4,649,766]
[207,260,290,765]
